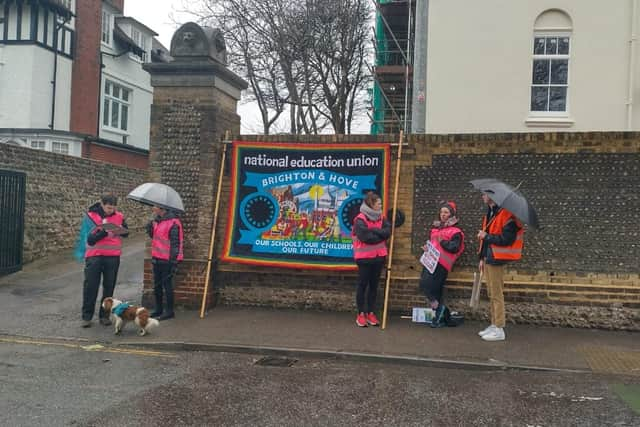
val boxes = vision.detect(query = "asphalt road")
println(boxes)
[1,236,639,426]
[1,337,639,427]
[0,237,144,338]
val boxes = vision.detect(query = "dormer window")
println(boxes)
[131,27,148,62]
[101,10,112,45]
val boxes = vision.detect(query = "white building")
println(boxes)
[410,0,640,133]
[99,3,156,149]
[0,0,77,152]
[0,0,157,165]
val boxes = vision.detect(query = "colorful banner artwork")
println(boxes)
[222,141,390,270]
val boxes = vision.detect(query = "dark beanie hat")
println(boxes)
[441,201,457,217]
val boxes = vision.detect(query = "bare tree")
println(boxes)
[306,0,371,134]
[181,0,371,135]
[182,0,288,135]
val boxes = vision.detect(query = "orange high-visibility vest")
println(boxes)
[352,213,388,260]
[480,209,523,261]
[151,218,184,261]
[85,211,124,258]
[429,226,464,271]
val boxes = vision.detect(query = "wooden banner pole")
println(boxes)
[199,131,230,318]
[381,131,404,330]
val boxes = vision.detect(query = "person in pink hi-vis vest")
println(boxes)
[81,194,129,328]
[418,201,465,328]
[146,205,184,320]
[352,192,391,328]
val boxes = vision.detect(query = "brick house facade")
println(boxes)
[0,0,157,168]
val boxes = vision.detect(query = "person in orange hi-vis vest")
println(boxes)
[418,201,465,328]
[81,194,129,328]
[351,192,391,328]
[477,192,524,342]
[146,205,183,320]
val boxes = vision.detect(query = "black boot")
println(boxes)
[430,304,448,328]
[151,288,163,318]
[158,312,175,321]
[158,288,175,321]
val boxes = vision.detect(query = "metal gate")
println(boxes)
[0,170,26,275]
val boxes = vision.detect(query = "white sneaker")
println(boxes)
[481,327,505,341]
[478,325,496,336]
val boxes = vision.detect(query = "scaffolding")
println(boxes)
[370,0,415,135]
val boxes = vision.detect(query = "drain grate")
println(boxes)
[254,356,297,367]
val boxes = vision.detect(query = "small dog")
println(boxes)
[102,297,159,336]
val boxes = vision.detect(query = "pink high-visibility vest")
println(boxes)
[151,218,184,261]
[429,225,464,272]
[85,211,124,258]
[351,213,388,260]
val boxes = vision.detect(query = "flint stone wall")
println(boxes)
[413,152,639,273]
[0,143,148,263]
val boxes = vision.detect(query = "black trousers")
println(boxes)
[82,256,120,321]
[355,259,385,313]
[153,262,175,315]
[418,264,448,304]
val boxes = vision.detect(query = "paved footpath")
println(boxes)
[1,236,639,376]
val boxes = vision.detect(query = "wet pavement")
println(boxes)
[1,235,639,375]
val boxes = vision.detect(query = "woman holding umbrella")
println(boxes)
[128,183,185,320]
[147,206,183,320]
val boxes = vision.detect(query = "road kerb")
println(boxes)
[117,340,590,374]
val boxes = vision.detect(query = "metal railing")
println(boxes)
[0,170,26,276]
[376,48,410,67]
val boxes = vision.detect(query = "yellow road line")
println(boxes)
[0,337,177,358]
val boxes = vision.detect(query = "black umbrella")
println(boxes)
[470,178,539,229]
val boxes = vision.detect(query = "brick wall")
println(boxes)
[82,140,149,169]
[190,132,639,330]
[141,84,242,309]
[70,0,101,135]
[0,143,148,262]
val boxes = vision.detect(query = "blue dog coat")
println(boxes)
[112,302,131,317]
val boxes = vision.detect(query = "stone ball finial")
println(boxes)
[170,22,227,64]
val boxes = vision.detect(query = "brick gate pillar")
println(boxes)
[142,23,247,310]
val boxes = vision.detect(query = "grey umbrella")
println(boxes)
[127,182,185,213]
[470,178,539,229]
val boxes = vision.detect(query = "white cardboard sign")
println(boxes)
[420,241,441,274]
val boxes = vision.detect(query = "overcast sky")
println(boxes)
[124,0,187,48]
[123,1,265,133]
[123,1,370,134]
